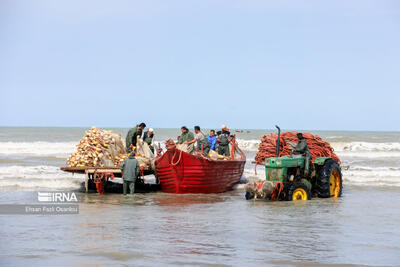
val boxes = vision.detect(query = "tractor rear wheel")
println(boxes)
[316,159,342,198]
[286,181,311,201]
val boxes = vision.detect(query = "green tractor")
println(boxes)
[246,126,343,201]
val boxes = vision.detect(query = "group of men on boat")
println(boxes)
[177,125,233,157]
[125,122,235,158]
[120,123,236,195]
[120,123,312,195]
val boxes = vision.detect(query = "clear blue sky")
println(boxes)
[0,0,399,131]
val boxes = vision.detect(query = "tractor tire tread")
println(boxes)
[316,159,342,198]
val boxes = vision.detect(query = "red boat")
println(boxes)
[155,141,246,194]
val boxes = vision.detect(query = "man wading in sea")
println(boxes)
[120,152,140,195]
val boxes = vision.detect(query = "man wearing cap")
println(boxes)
[293,133,312,176]
[216,125,232,156]
[143,128,155,153]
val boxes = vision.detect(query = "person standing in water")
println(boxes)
[120,152,140,195]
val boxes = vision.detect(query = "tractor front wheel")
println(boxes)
[286,181,311,201]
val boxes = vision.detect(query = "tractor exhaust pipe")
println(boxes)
[275,125,281,156]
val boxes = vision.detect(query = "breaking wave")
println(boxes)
[242,165,400,187]
[1,140,399,156]
[0,165,84,190]
[331,142,400,152]
[342,166,400,187]
[1,138,399,189]
[0,141,76,157]
[236,139,260,152]
[235,140,400,153]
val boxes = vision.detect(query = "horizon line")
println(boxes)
[0,125,398,133]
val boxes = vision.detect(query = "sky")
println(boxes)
[0,0,399,131]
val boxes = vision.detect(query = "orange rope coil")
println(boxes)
[255,132,340,164]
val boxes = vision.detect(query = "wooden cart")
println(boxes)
[60,166,156,193]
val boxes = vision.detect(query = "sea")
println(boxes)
[0,127,399,266]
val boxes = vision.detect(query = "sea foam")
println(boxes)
[0,165,84,190]
[0,141,76,156]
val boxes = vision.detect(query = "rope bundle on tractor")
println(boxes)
[255,132,340,164]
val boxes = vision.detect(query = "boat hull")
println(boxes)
[155,150,246,194]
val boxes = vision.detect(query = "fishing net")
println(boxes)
[210,149,233,160]
[255,132,340,164]
[135,138,156,170]
[67,127,157,170]
[176,143,194,154]
[67,127,126,167]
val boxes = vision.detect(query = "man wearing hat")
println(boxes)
[216,125,232,156]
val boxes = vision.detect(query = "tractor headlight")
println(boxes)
[276,160,282,166]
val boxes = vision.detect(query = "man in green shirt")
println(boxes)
[177,126,194,144]
[120,152,140,195]
[184,126,210,157]
[293,133,312,176]
[126,122,146,153]
[177,126,195,154]
[217,125,232,156]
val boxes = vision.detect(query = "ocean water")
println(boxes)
[0,127,399,266]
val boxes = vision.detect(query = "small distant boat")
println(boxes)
[155,142,246,194]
